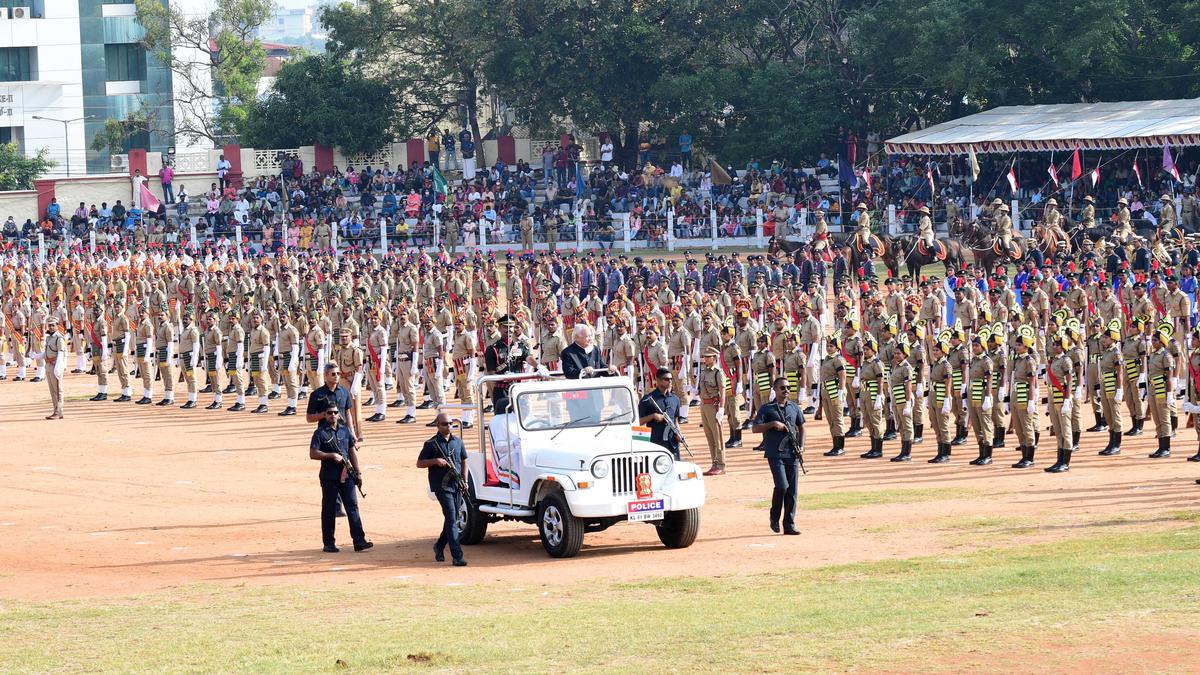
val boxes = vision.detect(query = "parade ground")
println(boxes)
[2,346,1199,673]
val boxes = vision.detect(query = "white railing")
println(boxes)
[171,151,210,173]
[344,148,392,169]
[253,149,298,173]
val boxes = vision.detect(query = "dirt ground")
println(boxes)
[3,368,1199,605]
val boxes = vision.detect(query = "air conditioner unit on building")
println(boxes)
[111,154,129,171]
[0,9,10,19]
[10,7,30,19]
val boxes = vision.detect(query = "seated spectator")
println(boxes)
[71,202,88,228]
[2,216,17,240]
[111,200,128,229]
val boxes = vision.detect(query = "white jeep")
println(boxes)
[446,372,706,558]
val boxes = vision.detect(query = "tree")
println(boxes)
[240,55,396,156]
[322,0,509,164]
[0,143,55,191]
[135,0,273,145]
[89,104,158,157]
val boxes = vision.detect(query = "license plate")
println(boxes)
[627,498,665,522]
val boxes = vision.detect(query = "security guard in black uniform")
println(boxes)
[752,377,804,535]
[638,369,683,459]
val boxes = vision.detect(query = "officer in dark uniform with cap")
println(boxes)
[484,313,533,414]
[752,377,804,535]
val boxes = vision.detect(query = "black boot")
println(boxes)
[928,441,951,463]
[883,419,897,441]
[1099,430,1121,456]
[846,417,862,437]
[1035,430,1041,447]
[1149,435,1171,459]
[1125,418,1143,436]
[861,438,883,459]
[1187,448,1200,462]
[724,429,742,449]
[969,443,993,466]
[1171,415,1178,437]
[1072,431,1081,451]
[1046,446,1065,473]
[823,436,845,457]
[1012,445,1034,469]
[222,383,235,394]
[993,426,1006,448]
[1059,448,1073,471]
[912,424,924,444]
[1087,412,1107,432]
[890,441,912,462]
[951,424,966,446]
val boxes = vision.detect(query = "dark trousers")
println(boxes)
[434,487,464,562]
[321,478,366,548]
[768,455,800,529]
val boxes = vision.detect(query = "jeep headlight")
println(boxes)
[590,459,609,479]
[653,455,672,474]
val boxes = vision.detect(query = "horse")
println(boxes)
[1032,222,1070,259]
[885,235,965,279]
[957,219,1025,273]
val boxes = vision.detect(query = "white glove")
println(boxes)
[915,383,925,400]
[1171,377,1179,393]
[873,394,883,411]
[1168,392,1176,406]
[1182,401,1200,414]
[852,375,860,388]
[1026,400,1036,414]
[902,403,912,416]
[1061,398,1072,414]
[982,395,993,411]
[941,398,951,415]
[960,383,967,395]
[1138,373,1147,387]
[998,386,1007,400]
[1115,388,1124,402]
[838,389,846,402]
[350,371,362,397]
[1074,385,1084,400]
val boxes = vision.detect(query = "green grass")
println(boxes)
[3,526,1198,673]
[751,486,984,511]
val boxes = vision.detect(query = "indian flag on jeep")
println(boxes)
[631,426,652,443]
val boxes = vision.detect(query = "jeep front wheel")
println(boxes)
[457,495,488,545]
[537,491,584,558]
[656,508,700,549]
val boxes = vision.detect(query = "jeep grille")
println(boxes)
[611,455,652,496]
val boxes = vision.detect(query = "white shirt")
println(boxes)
[600,143,613,162]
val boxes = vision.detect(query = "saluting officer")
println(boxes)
[967,330,995,466]
[888,338,915,462]
[927,335,955,463]
[697,347,727,476]
[819,332,847,457]
[1147,323,1175,459]
[858,335,886,459]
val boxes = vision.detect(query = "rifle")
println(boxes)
[645,393,694,459]
[776,401,807,475]
[325,427,365,498]
[437,433,473,509]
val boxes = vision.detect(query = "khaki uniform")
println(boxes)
[720,342,743,431]
[1121,336,1147,424]
[667,326,692,410]
[88,315,108,391]
[136,316,156,396]
[1048,354,1074,449]
[112,312,132,393]
[1010,352,1038,447]
[226,322,246,398]
[155,319,177,400]
[451,329,478,410]
[44,328,67,416]
[392,321,419,409]
[278,321,301,403]
[750,351,775,411]
[889,359,914,442]
[947,344,969,433]
[697,362,727,470]
[928,357,953,443]
[178,322,201,396]
[818,353,845,437]
[1147,347,1174,439]
[422,326,446,404]
[248,324,272,403]
[1098,344,1125,433]
[204,324,224,396]
[967,354,993,446]
[859,356,885,439]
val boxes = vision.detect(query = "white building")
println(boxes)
[260,7,314,41]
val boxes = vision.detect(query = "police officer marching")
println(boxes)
[819,332,847,457]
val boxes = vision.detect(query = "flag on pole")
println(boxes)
[1071,146,1082,182]
[1047,158,1059,188]
[927,166,936,199]
[1132,153,1143,187]
[1089,161,1101,188]
[709,158,732,185]
[1006,161,1019,194]
[861,168,872,196]
[1164,143,1181,182]
[140,183,162,213]
[432,164,449,198]
[837,155,856,185]
[967,147,980,182]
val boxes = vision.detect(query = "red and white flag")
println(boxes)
[1089,162,1101,188]
[1164,143,1181,182]
[140,183,162,213]
[1047,160,1059,188]
[1071,146,1082,182]
[1132,154,1143,187]
[927,166,936,198]
[861,168,872,196]
[1006,162,1019,194]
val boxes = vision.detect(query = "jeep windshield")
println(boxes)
[516,386,635,431]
